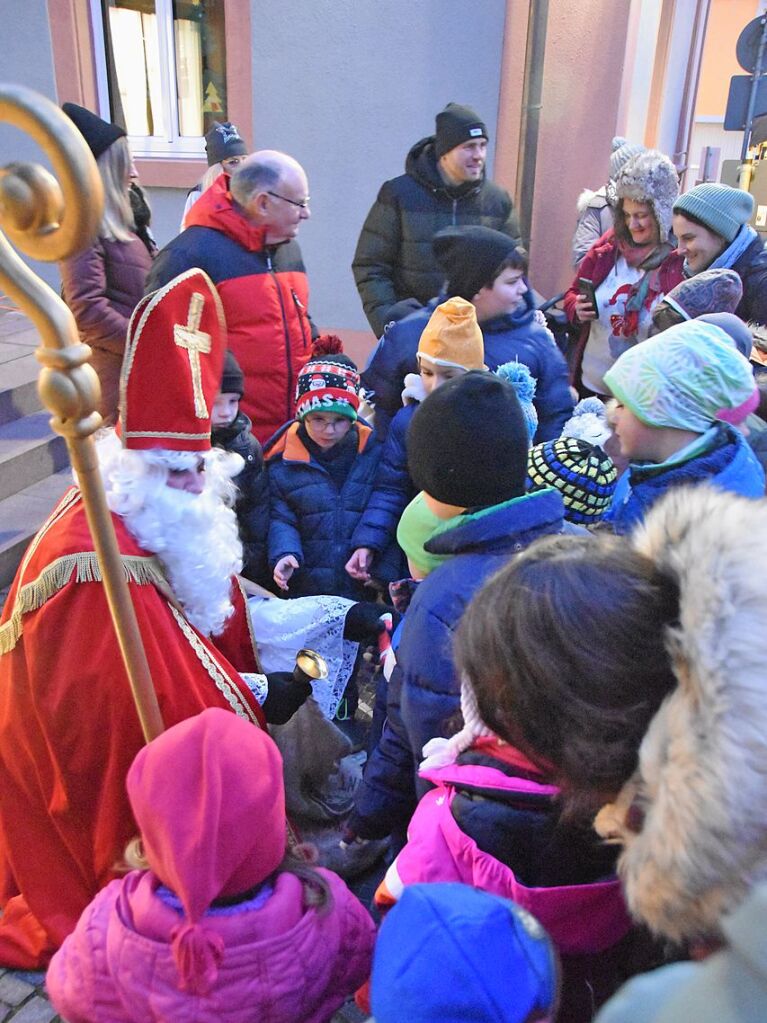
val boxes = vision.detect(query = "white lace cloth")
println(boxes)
[247,595,359,720]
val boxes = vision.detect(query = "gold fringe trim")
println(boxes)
[0,553,166,656]
[168,604,263,728]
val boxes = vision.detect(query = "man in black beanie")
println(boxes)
[346,372,566,847]
[352,102,520,337]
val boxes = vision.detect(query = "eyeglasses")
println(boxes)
[266,190,310,210]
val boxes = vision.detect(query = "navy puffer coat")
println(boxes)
[265,420,389,599]
[352,137,520,337]
[362,293,573,441]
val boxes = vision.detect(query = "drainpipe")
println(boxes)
[515,0,549,249]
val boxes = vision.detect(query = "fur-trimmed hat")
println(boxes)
[614,149,680,243]
[595,487,767,944]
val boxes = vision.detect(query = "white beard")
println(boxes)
[92,432,244,637]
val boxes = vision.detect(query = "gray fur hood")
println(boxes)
[595,486,767,945]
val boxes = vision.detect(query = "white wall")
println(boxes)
[0,0,61,290]
[249,0,508,331]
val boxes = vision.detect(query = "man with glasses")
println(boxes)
[149,150,315,443]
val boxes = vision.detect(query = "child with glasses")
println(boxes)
[264,336,398,600]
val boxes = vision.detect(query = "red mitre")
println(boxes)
[118,268,226,451]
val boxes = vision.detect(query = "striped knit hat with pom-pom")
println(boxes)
[495,361,538,442]
[528,437,617,524]
[295,335,360,422]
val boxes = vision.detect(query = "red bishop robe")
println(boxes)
[0,487,266,968]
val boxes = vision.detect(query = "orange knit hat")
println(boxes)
[417,297,485,371]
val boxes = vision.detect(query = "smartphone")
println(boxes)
[578,278,599,313]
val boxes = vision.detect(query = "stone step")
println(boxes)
[0,352,43,426]
[0,469,73,589]
[0,411,70,504]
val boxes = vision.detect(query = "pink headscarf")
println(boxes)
[127,708,286,994]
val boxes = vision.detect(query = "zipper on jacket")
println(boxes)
[291,289,310,352]
[266,251,295,422]
[452,197,458,225]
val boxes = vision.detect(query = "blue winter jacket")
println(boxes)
[606,424,765,534]
[350,403,416,578]
[350,488,565,839]
[265,420,390,599]
[361,293,574,440]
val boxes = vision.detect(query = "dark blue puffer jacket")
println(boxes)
[350,403,416,578]
[265,420,387,599]
[362,293,574,440]
[351,488,565,839]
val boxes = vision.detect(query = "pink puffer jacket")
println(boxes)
[46,868,375,1023]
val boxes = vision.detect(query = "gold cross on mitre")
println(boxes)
[174,292,212,418]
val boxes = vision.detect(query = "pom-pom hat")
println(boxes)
[528,438,617,523]
[295,335,360,422]
[119,268,226,451]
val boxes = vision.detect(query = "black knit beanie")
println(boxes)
[62,103,125,159]
[433,225,522,300]
[220,349,244,397]
[407,371,529,508]
[434,103,487,159]
[205,121,247,167]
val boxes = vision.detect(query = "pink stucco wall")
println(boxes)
[496,0,633,300]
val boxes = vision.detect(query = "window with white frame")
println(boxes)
[91,0,229,159]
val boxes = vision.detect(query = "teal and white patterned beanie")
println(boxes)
[603,320,758,432]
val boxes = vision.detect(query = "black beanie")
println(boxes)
[433,225,523,300]
[407,371,529,508]
[221,349,244,397]
[434,103,488,159]
[205,121,247,167]
[62,103,125,160]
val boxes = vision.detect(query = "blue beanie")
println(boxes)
[370,884,558,1023]
[495,360,538,442]
[673,184,754,243]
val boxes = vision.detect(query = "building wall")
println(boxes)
[249,0,508,333]
[0,0,60,290]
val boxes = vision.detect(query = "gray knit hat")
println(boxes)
[609,137,645,181]
[614,149,680,242]
[673,184,755,243]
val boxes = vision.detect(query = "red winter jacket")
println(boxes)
[563,229,684,390]
[146,178,314,443]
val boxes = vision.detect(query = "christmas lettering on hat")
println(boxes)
[119,268,227,451]
[295,336,361,422]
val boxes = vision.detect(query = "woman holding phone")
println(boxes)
[564,150,684,397]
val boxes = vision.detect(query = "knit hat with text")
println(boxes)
[434,102,487,159]
[295,336,360,422]
[604,319,759,432]
[408,371,529,508]
[674,183,755,243]
[417,296,485,371]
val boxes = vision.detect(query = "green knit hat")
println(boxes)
[673,184,754,243]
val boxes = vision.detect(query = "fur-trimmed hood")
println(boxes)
[595,486,767,945]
